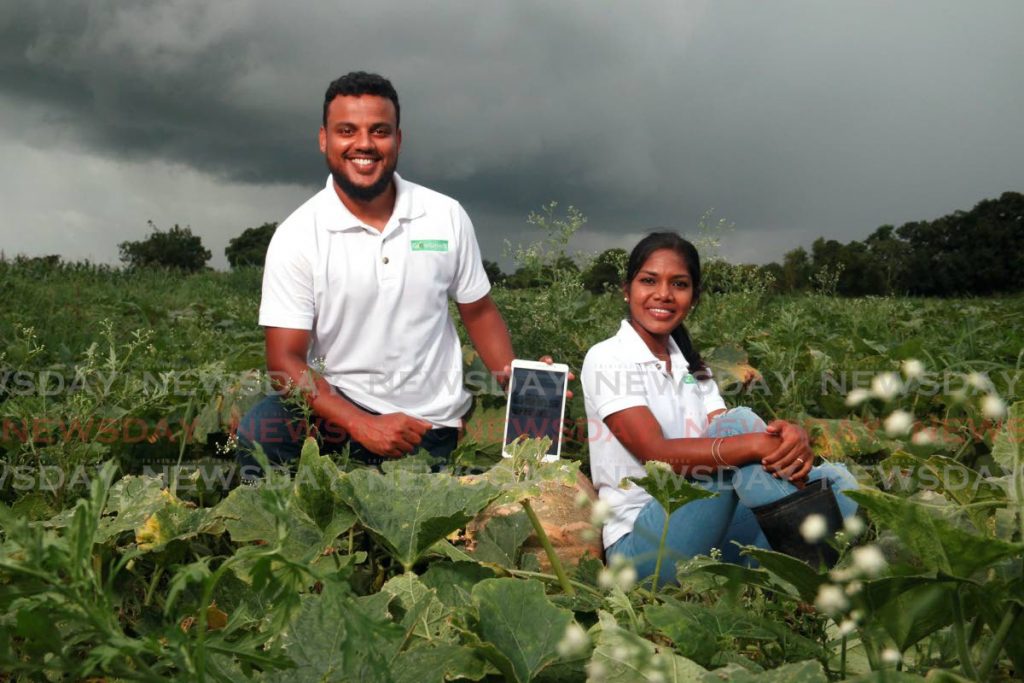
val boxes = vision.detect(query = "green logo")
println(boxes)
[683,373,697,384]
[411,239,449,252]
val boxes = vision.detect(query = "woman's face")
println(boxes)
[626,248,695,345]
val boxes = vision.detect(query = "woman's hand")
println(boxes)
[760,420,814,483]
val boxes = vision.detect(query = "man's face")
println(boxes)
[319,95,401,203]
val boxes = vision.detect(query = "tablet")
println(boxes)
[502,359,569,462]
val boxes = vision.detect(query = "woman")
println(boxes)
[581,232,857,584]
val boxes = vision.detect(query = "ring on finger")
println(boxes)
[796,457,804,464]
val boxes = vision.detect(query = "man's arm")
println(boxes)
[265,327,430,457]
[456,294,515,385]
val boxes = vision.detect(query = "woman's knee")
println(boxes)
[705,407,766,437]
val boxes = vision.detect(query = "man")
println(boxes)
[236,71,516,479]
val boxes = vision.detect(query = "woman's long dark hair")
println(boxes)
[624,232,710,380]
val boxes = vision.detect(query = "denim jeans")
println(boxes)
[606,407,858,584]
[234,393,459,482]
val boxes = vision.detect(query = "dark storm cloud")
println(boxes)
[1,0,1022,263]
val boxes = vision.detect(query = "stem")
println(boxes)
[505,568,604,599]
[521,499,574,596]
[649,514,670,597]
[143,565,165,607]
[950,586,979,680]
[840,634,847,679]
[171,396,195,498]
[976,603,1022,680]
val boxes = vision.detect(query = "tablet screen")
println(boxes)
[503,366,567,458]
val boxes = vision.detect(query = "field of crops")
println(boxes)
[1,257,1022,681]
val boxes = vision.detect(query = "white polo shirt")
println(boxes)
[259,173,491,427]
[581,320,727,548]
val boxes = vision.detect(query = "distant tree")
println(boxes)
[582,248,627,294]
[119,222,211,272]
[226,222,278,268]
[482,259,504,285]
[781,247,813,292]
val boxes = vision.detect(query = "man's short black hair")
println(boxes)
[322,71,400,127]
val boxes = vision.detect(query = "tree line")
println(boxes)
[19,191,1017,298]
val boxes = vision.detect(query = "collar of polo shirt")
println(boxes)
[615,320,688,371]
[321,172,426,233]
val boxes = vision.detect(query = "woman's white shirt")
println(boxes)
[581,320,727,548]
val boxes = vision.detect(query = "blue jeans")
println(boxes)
[606,407,858,584]
[234,393,459,482]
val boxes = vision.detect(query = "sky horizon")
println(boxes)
[1,1,1021,270]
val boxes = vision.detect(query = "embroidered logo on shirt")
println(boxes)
[683,373,697,384]
[411,239,449,252]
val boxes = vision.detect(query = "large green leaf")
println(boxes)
[741,547,828,602]
[871,582,956,651]
[589,610,707,682]
[211,486,328,565]
[624,460,717,515]
[846,488,1024,578]
[266,578,403,683]
[341,468,500,570]
[698,660,827,682]
[391,643,492,683]
[477,439,580,506]
[472,509,533,568]
[421,561,497,610]
[804,418,894,461]
[471,578,573,683]
[381,573,457,644]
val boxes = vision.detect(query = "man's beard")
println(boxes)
[328,157,398,202]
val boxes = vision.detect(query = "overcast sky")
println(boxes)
[1,1,1022,269]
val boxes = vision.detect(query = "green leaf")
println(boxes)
[211,487,329,565]
[871,582,956,651]
[623,460,717,515]
[381,573,456,644]
[471,578,573,683]
[590,610,707,682]
[391,643,492,683]
[991,400,1024,474]
[421,561,497,610]
[741,547,828,602]
[846,488,1024,577]
[292,436,355,534]
[341,468,500,570]
[698,660,827,682]
[266,578,403,683]
[472,509,534,568]
[477,440,580,506]
[805,418,894,461]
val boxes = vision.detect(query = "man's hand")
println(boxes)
[760,420,814,483]
[348,413,432,457]
[499,355,576,398]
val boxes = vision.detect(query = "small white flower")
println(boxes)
[648,460,673,472]
[843,515,865,538]
[981,394,1007,420]
[590,499,612,525]
[901,359,925,380]
[852,545,887,577]
[948,388,968,404]
[838,619,858,636]
[581,528,598,543]
[884,410,913,437]
[574,490,591,508]
[646,671,666,683]
[881,648,902,665]
[814,584,849,615]
[845,580,863,596]
[611,644,632,661]
[587,660,607,683]
[556,622,590,658]
[597,567,615,590]
[845,388,871,407]
[615,565,638,592]
[966,372,991,391]
[912,428,937,446]
[871,372,903,401]
[800,514,828,543]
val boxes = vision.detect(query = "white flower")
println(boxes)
[845,388,871,407]
[838,619,858,636]
[587,660,607,683]
[981,395,1007,420]
[800,513,828,543]
[881,648,902,665]
[966,372,991,391]
[598,555,638,592]
[912,428,937,446]
[646,671,666,683]
[901,359,925,380]
[843,515,865,538]
[574,490,590,508]
[845,580,863,596]
[814,584,849,615]
[884,410,913,437]
[871,372,903,402]
[615,565,638,592]
[852,545,887,577]
[556,622,590,658]
[590,499,612,525]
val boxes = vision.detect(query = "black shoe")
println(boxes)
[752,477,843,569]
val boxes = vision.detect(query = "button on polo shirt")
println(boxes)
[260,174,491,427]
[581,320,727,548]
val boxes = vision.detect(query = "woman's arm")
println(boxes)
[605,406,813,481]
